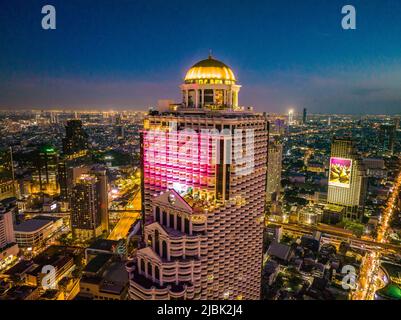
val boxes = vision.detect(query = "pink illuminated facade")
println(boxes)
[127,56,268,300]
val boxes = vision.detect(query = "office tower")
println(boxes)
[127,55,268,300]
[327,138,367,220]
[31,145,59,196]
[302,108,307,125]
[266,139,283,202]
[62,120,89,159]
[70,168,109,240]
[288,109,294,125]
[328,116,332,126]
[379,124,396,156]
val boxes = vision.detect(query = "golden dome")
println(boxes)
[184,56,236,83]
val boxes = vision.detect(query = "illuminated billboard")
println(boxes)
[329,157,352,188]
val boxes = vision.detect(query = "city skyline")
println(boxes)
[0,0,401,305]
[2,0,401,114]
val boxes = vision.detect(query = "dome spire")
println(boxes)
[208,49,213,59]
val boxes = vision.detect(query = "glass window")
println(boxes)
[177,215,182,232]
[155,207,160,222]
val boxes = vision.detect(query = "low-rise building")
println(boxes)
[14,216,62,248]
[78,254,128,300]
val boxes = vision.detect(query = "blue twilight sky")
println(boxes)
[1,0,401,114]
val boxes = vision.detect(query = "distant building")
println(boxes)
[362,158,387,179]
[266,139,283,202]
[327,138,367,220]
[62,120,89,159]
[379,124,396,156]
[302,108,307,125]
[288,110,294,125]
[395,117,400,130]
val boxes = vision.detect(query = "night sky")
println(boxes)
[1,0,401,114]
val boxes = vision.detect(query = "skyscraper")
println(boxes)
[62,120,89,159]
[70,168,109,240]
[302,108,307,125]
[379,124,396,156]
[31,145,59,196]
[288,109,294,125]
[327,138,367,220]
[127,55,268,300]
[0,207,15,249]
[0,148,17,200]
[266,139,283,202]
[0,206,18,264]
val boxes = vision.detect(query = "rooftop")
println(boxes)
[84,253,112,274]
[88,239,119,252]
[14,219,52,233]
[184,56,236,82]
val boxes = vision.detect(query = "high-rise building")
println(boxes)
[327,138,367,220]
[62,120,89,159]
[0,207,15,249]
[57,160,68,201]
[266,139,283,202]
[0,206,18,264]
[288,109,294,125]
[50,112,59,124]
[395,117,400,130]
[379,124,396,156]
[0,148,17,200]
[302,108,307,125]
[31,145,59,196]
[70,168,109,240]
[127,55,268,300]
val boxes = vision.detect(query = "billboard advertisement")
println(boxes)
[329,157,352,188]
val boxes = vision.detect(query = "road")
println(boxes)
[269,221,401,253]
[108,211,140,241]
[353,169,401,300]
